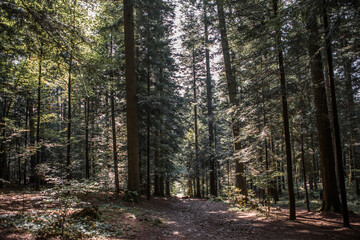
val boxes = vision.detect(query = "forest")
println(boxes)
[0,0,360,239]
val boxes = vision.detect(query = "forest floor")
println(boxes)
[0,189,360,239]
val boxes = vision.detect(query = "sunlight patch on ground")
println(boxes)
[207,211,222,214]
[176,193,184,198]
[236,212,258,218]
[166,220,177,225]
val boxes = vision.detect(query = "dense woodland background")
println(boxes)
[1,0,360,228]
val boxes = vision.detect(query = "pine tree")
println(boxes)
[124,0,140,193]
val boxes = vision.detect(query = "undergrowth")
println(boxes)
[0,180,143,239]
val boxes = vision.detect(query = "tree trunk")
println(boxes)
[301,125,310,211]
[204,0,216,197]
[0,98,12,186]
[24,101,28,185]
[270,135,279,203]
[265,137,270,216]
[216,0,247,196]
[124,0,140,193]
[322,0,349,226]
[187,179,193,197]
[28,100,36,185]
[154,128,160,196]
[66,54,72,180]
[305,7,341,212]
[192,49,201,198]
[310,130,318,191]
[111,93,120,194]
[166,179,170,196]
[16,138,21,185]
[272,0,296,220]
[35,48,42,190]
[160,175,165,197]
[85,99,90,179]
[90,99,95,177]
[146,48,151,200]
[344,60,359,195]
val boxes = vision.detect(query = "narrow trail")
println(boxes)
[139,197,255,239]
[1,193,359,239]
[137,197,360,240]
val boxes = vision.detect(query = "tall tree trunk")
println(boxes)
[192,49,201,198]
[24,101,29,185]
[154,128,160,196]
[344,60,359,195]
[66,53,72,180]
[105,94,111,184]
[322,0,349,226]
[261,89,270,215]
[111,92,120,194]
[124,0,140,193]
[17,138,21,185]
[35,48,42,190]
[90,99,95,177]
[300,123,310,211]
[272,0,296,220]
[204,0,216,197]
[28,100,36,185]
[146,48,151,200]
[166,179,170,196]
[305,6,341,212]
[265,137,270,216]
[160,175,165,197]
[216,0,247,196]
[0,98,12,186]
[269,135,279,203]
[85,99,90,179]
[187,179,193,197]
[311,131,319,191]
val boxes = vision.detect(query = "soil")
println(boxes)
[1,192,360,239]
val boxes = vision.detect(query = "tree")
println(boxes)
[216,0,247,197]
[124,0,140,193]
[272,0,295,220]
[305,2,341,212]
[322,0,349,226]
[203,0,217,197]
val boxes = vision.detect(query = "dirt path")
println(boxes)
[1,192,360,239]
[136,197,360,240]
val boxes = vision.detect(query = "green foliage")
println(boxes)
[208,196,224,202]
[123,190,140,203]
[1,0,359,224]
[225,186,247,206]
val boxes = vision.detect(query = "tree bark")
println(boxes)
[85,99,90,179]
[322,0,349,226]
[154,127,160,196]
[146,47,151,200]
[28,100,36,185]
[166,179,170,196]
[204,0,216,197]
[192,49,201,198]
[344,60,359,195]
[24,101,28,185]
[305,6,341,212]
[216,0,247,196]
[272,0,296,220]
[301,124,310,212]
[35,48,42,190]
[111,93,120,194]
[124,0,140,193]
[66,54,72,180]
[160,175,165,197]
